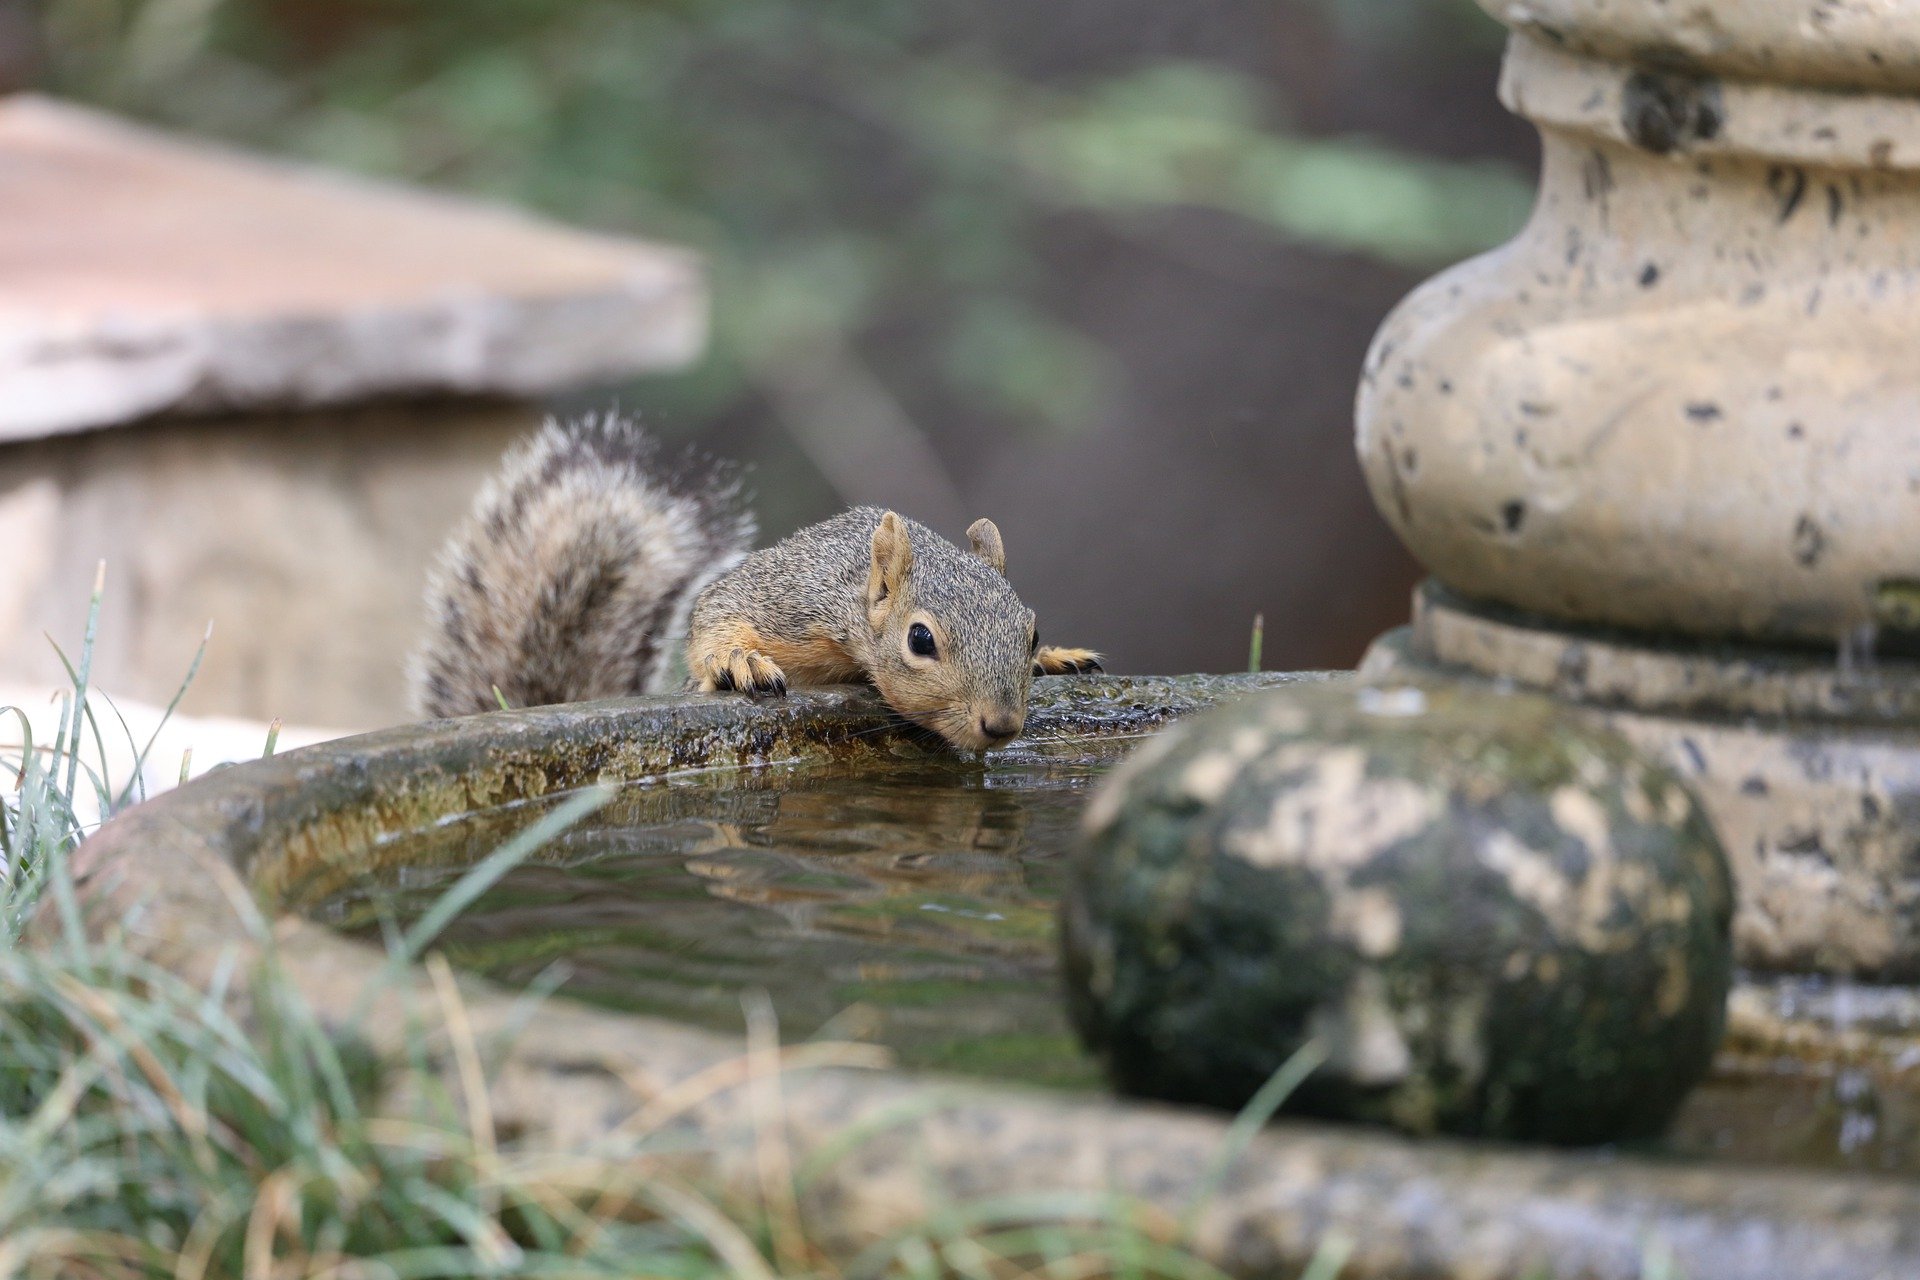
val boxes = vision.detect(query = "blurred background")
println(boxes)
[4,0,1535,676]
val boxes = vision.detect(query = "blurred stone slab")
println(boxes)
[1,401,534,730]
[0,97,709,728]
[0,95,705,439]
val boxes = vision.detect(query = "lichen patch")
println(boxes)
[1481,830,1575,927]
[1175,727,1273,805]
[1656,948,1691,1019]
[1313,971,1413,1087]
[1333,888,1405,959]
[1551,787,1613,854]
[1232,748,1440,870]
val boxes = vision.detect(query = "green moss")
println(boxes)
[1063,679,1735,1144]
[1876,579,1920,632]
[914,1032,1103,1090]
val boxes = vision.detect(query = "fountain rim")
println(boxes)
[60,674,1920,1280]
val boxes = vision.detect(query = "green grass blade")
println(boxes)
[395,786,614,968]
[61,562,107,804]
[38,695,90,963]
[46,678,74,818]
[1300,1233,1355,1280]
[1180,1039,1325,1236]
[46,638,115,821]
[93,690,149,810]
[112,621,213,813]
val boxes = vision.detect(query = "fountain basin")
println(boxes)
[65,673,1920,1280]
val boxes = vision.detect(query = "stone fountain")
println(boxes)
[1359,0,1920,982]
[1061,0,1920,1258]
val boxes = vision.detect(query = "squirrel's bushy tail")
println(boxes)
[411,414,755,718]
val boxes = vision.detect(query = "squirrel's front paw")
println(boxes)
[700,647,789,697]
[1035,646,1104,676]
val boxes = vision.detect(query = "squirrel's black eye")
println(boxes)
[908,623,938,659]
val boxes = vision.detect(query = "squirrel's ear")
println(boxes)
[867,511,914,616]
[967,518,1006,574]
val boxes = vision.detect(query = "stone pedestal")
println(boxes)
[0,97,707,729]
[1365,585,1920,979]
[1347,0,1920,990]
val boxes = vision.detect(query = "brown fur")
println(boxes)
[1035,646,1103,675]
[415,418,1100,751]
[411,413,753,717]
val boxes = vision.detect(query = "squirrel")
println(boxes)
[411,414,1102,752]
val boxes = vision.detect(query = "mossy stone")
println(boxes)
[1060,680,1735,1145]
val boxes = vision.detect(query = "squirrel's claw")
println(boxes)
[706,647,788,698]
[1034,646,1104,677]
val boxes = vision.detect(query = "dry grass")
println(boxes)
[0,576,1338,1280]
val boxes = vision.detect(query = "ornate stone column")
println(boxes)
[1357,2,1920,977]
[1361,1,1920,643]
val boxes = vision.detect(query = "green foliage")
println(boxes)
[33,0,1531,453]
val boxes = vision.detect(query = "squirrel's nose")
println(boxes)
[978,714,1022,744]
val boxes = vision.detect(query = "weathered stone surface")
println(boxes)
[0,400,533,729]
[60,677,1920,1280]
[0,96,704,439]
[1356,18,1920,644]
[1369,584,1920,979]
[1479,0,1920,94]
[1062,679,1734,1144]
[1409,582,1920,723]
[1725,973,1920,1087]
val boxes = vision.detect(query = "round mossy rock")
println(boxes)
[1060,680,1735,1145]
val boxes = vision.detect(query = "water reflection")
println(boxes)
[313,742,1119,1090]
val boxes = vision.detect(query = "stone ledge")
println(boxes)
[1410,582,1920,724]
[0,96,707,439]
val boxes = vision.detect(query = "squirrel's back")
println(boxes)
[411,414,754,718]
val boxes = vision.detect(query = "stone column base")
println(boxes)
[1363,583,1920,979]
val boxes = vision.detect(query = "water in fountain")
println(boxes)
[300,736,1920,1176]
